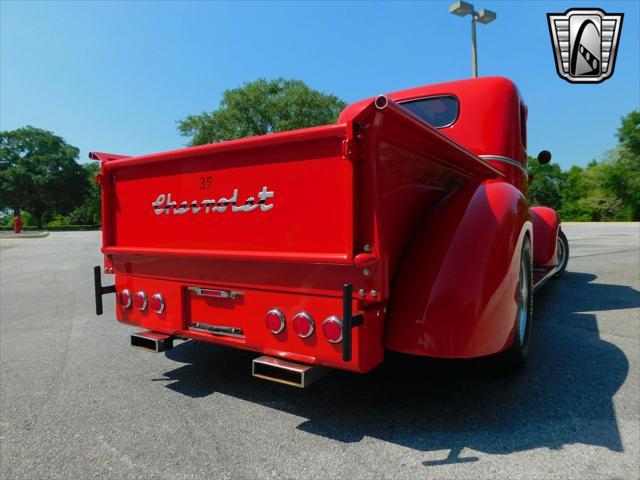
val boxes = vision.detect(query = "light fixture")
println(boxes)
[449,2,497,77]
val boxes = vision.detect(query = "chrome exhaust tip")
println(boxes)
[131,331,174,352]
[252,356,328,388]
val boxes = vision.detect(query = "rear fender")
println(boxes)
[385,181,531,358]
[530,206,560,267]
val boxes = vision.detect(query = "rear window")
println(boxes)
[400,96,459,128]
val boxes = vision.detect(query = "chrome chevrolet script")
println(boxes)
[152,187,274,215]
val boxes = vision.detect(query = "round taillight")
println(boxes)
[292,312,315,338]
[149,293,165,313]
[322,316,343,343]
[133,291,147,310]
[119,289,132,308]
[265,309,285,334]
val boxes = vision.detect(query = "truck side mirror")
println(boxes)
[537,150,552,165]
[529,150,553,183]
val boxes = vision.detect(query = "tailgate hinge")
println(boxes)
[341,138,356,161]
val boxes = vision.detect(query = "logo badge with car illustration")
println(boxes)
[547,8,623,83]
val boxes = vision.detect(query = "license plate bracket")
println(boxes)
[187,286,245,338]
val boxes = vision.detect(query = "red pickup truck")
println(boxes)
[93,77,569,387]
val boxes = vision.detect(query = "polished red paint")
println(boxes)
[385,181,531,357]
[96,77,562,373]
[530,206,560,267]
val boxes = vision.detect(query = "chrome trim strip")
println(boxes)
[479,155,528,175]
[189,322,245,338]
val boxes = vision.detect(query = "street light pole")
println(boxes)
[449,1,496,78]
[471,14,478,78]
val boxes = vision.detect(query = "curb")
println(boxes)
[0,231,50,239]
[562,222,640,226]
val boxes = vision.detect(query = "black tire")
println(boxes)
[552,229,569,278]
[495,236,533,373]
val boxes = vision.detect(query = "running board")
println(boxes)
[533,266,559,293]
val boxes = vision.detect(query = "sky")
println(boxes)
[1,0,639,170]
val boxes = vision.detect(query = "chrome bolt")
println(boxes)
[359,289,367,297]
[363,268,371,277]
[370,290,378,297]
[363,243,373,253]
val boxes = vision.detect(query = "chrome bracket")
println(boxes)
[187,287,244,300]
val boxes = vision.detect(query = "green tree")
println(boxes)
[606,111,640,220]
[617,110,640,157]
[559,165,589,220]
[67,163,101,225]
[527,156,566,211]
[533,111,639,221]
[560,161,623,221]
[0,126,87,228]
[178,78,347,146]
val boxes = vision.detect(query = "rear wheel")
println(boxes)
[496,236,533,373]
[553,229,569,278]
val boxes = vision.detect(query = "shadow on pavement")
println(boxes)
[162,270,637,465]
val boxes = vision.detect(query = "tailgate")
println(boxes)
[101,124,354,264]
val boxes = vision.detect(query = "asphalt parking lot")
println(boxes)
[1,223,638,479]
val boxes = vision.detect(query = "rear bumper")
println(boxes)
[110,272,384,373]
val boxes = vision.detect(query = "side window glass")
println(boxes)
[400,96,459,128]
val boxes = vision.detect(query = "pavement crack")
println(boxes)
[571,248,640,259]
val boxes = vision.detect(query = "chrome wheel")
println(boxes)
[556,236,566,270]
[497,237,533,372]
[517,254,529,345]
[553,229,570,279]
